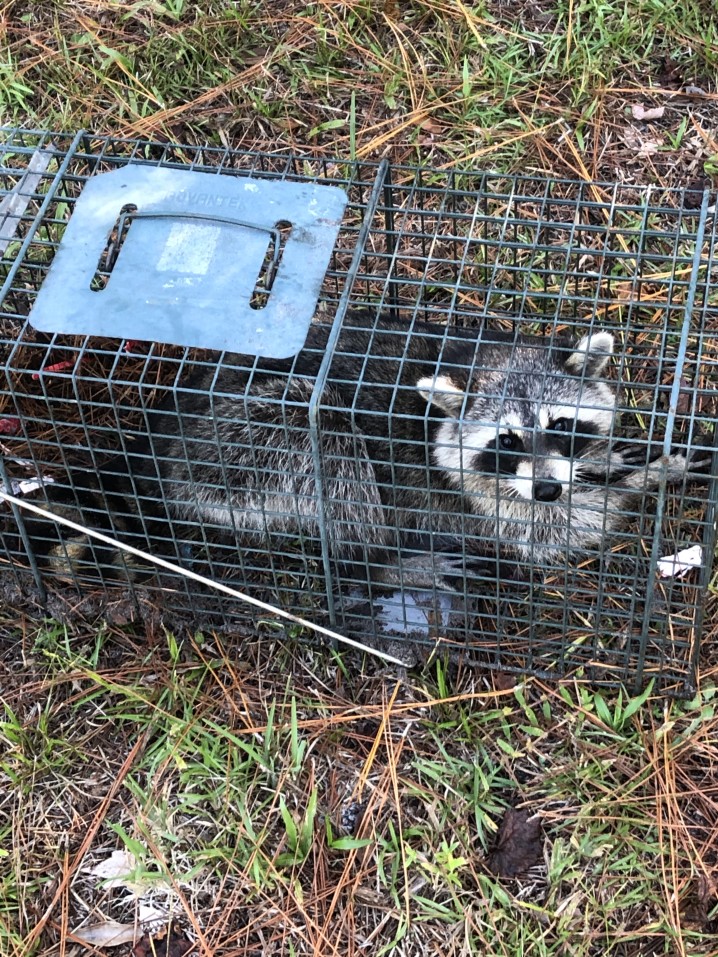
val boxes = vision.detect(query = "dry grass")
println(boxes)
[0,0,716,185]
[2,625,718,956]
[1,1,718,955]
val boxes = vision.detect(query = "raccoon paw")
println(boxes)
[684,440,716,476]
[614,437,714,481]
[658,443,714,481]
[426,541,531,589]
[613,441,663,469]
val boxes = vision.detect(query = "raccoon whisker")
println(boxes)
[0,489,408,667]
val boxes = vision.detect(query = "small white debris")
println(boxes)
[632,103,666,121]
[88,849,137,887]
[17,476,54,495]
[0,475,54,502]
[657,544,703,579]
[138,903,169,932]
[71,902,171,945]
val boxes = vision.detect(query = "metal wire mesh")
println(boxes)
[1,128,716,692]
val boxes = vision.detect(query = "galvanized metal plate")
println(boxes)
[27,165,347,357]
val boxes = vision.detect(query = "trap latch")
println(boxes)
[27,164,348,358]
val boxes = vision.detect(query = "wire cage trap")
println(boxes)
[1,129,717,692]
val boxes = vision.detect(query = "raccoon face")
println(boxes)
[417,331,617,504]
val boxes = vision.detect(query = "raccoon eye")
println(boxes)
[499,432,518,450]
[551,417,572,433]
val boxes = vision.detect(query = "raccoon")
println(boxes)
[5,310,709,603]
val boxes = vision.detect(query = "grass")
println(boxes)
[1,0,717,181]
[1,0,718,955]
[1,625,717,955]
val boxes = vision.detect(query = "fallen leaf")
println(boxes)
[680,873,718,931]
[353,886,387,907]
[486,808,543,877]
[656,56,684,89]
[493,671,517,692]
[621,128,662,157]
[138,903,168,927]
[72,920,137,947]
[87,848,156,896]
[419,117,445,135]
[632,103,666,121]
[676,376,692,415]
[683,179,709,209]
[88,849,137,886]
[697,871,718,902]
[270,116,306,132]
[637,139,662,158]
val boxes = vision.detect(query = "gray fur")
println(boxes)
[16,311,706,600]
[135,314,702,582]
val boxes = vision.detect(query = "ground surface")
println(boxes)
[1,2,718,955]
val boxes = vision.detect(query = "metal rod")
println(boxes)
[634,188,712,692]
[0,457,46,600]
[306,157,391,625]
[0,488,407,667]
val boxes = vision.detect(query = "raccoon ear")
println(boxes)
[565,331,614,377]
[417,374,466,416]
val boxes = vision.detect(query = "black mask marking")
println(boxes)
[473,434,524,476]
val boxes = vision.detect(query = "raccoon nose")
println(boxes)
[533,480,562,502]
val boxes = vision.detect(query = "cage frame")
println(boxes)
[1,127,717,693]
